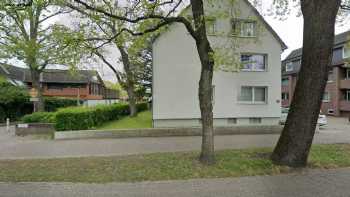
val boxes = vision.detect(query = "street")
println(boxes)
[0,117,349,160]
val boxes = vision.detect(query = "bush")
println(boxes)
[44,97,80,112]
[55,103,148,131]
[22,112,56,123]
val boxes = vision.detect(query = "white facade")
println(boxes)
[152,0,286,128]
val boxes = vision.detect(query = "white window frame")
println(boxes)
[240,54,267,72]
[346,90,350,101]
[282,92,289,101]
[206,19,217,35]
[282,78,289,86]
[232,19,257,37]
[343,46,350,59]
[249,118,262,124]
[322,92,330,102]
[327,70,334,83]
[346,69,350,79]
[285,62,293,72]
[212,85,215,105]
[238,86,268,104]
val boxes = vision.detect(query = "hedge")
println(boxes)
[22,112,56,123]
[55,103,148,131]
[44,97,81,112]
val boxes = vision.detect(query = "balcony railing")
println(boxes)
[340,100,350,111]
[340,79,350,89]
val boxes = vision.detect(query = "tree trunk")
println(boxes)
[271,0,341,167]
[117,44,138,117]
[190,0,215,165]
[31,70,45,112]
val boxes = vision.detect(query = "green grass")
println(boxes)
[97,110,152,130]
[1,144,350,183]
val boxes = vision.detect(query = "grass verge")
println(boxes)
[97,110,152,130]
[1,144,350,183]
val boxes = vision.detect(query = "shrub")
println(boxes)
[22,112,56,123]
[55,103,148,131]
[44,97,81,112]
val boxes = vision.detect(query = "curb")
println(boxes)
[54,126,283,140]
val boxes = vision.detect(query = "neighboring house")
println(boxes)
[0,65,119,101]
[282,31,350,117]
[152,0,287,128]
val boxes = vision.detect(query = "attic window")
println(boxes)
[206,18,217,35]
[232,19,257,37]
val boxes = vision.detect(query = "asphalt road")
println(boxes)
[0,117,349,160]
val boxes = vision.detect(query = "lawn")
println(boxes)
[1,144,350,183]
[97,110,152,130]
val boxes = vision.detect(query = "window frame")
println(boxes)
[249,118,262,124]
[282,92,289,100]
[322,92,331,102]
[206,18,217,36]
[238,86,268,104]
[281,77,289,86]
[231,19,257,38]
[343,46,350,59]
[240,53,267,72]
[346,90,350,101]
[327,70,334,83]
[285,62,293,72]
[346,69,350,79]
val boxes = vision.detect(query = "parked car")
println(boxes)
[280,108,327,126]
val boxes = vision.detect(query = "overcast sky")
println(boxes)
[55,2,350,82]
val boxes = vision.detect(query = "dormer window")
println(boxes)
[285,62,293,72]
[232,19,256,37]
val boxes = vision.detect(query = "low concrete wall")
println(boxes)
[15,123,55,136]
[55,126,283,140]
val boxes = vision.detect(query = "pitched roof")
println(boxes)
[284,30,350,61]
[0,65,103,84]
[153,0,287,50]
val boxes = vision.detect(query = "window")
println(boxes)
[232,19,256,37]
[227,118,237,124]
[249,118,262,124]
[47,84,63,90]
[212,85,215,105]
[285,62,293,72]
[322,92,330,102]
[282,78,289,86]
[282,92,289,100]
[346,69,350,79]
[239,86,267,104]
[346,90,350,101]
[343,46,350,59]
[206,19,216,35]
[241,54,267,71]
[327,70,334,82]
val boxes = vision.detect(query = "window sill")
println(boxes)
[322,100,330,103]
[237,102,268,105]
[240,69,267,72]
[231,34,257,38]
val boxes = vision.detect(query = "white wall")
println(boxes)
[153,0,283,127]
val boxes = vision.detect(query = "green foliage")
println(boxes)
[55,103,148,131]
[22,112,56,124]
[44,97,81,112]
[0,82,30,122]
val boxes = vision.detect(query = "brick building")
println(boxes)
[282,31,350,117]
[0,65,118,100]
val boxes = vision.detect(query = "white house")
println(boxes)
[152,0,287,128]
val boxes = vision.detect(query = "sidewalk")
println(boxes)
[1,124,350,159]
[1,168,350,197]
